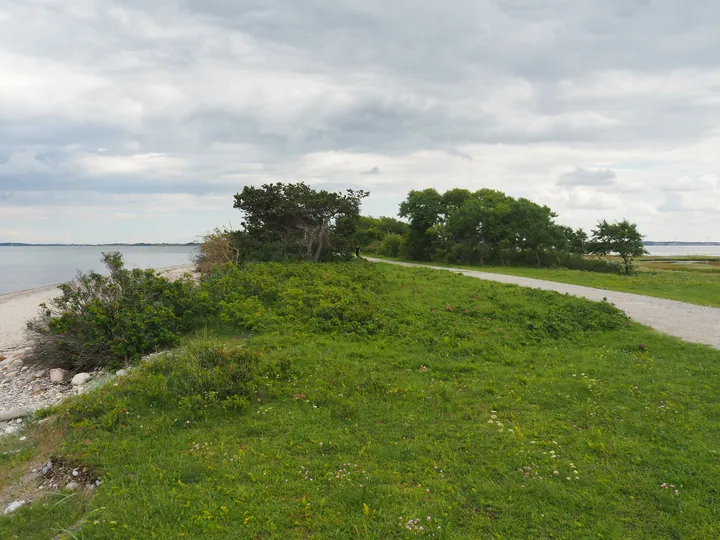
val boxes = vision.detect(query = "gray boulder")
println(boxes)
[71,373,92,386]
[50,368,71,383]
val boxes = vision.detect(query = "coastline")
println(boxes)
[0,264,197,361]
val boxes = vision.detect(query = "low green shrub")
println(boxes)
[557,254,623,274]
[62,340,291,429]
[202,261,391,336]
[193,227,240,272]
[25,253,212,372]
[379,234,405,257]
[438,249,623,274]
[201,261,628,345]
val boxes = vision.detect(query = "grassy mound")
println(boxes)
[2,263,719,538]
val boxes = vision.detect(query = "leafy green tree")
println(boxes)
[377,216,408,236]
[233,183,369,261]
[512,198,559,266]
[354,216,409,250]
[557,226,588,255]
[589,219,647,274]
[399,188,444,260]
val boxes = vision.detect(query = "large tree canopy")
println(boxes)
[399,188,587,266]
[233,183,369,261]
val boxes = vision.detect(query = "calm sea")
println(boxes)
[644,245,720,256]
[0,246,197,295]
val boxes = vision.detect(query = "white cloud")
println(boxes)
[75,153,187,176]
[566,188,622,210]
[661,175,718,192]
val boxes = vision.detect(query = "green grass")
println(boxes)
[1,263,719,538]
[370,255,720,308]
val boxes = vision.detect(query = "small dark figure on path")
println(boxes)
[355,245,360,258]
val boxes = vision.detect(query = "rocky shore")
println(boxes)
[0,265,197,437]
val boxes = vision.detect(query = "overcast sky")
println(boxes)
[1,0,719,243]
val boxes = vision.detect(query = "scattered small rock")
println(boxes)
[41,460,53,477]
[3,500,26,515]
[116,369,128,377]
[8,358,23,369]
[0,365,73,414]
[50,368,71,383]
[65,481,80,491]
[71,373,92,386]
[3,423,21,436]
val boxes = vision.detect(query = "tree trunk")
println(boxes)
[313,219,329,262]
[535,250,541,267]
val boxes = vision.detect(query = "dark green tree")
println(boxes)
[588,219,646,274]
[233,183,369,261]
[512,198,559,266]
[557,226,588,255]
[354,216,409,250]
[399,188,444,260]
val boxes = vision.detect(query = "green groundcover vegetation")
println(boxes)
[2,261,719,538]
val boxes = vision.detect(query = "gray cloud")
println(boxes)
[447,149,472,160]
[1,1,720,241]
[558,167,617,186]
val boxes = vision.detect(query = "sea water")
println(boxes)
[0,245,197,295]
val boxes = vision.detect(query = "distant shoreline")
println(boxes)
[643,241,720,246]
[0,243,198,247]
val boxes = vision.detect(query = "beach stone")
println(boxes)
[8,358,23,368]
[71,373,91,386]
[50,368,71,383]
[116,369,128,377]
[65,481,80,491]
[3,424,21,436]
[41,460,53,477]
[3,500,26,515]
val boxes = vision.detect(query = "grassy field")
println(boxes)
[1,262,719,538]
[370,255,720,308]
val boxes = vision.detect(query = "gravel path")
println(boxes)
[369,258,720,350]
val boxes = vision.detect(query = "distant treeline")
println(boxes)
[358,188,645,274]
[194,183,645,275]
